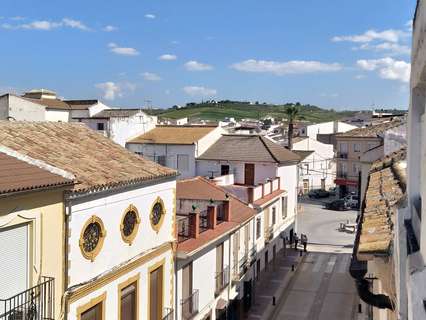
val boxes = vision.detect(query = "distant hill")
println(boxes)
[145,101,358,123]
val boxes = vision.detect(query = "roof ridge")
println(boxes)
[259,136,280,163]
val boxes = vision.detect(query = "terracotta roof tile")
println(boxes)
[336,119,405,138]
[357,148,406,258]
[128,125,217,145]
[198,135,300,163]
[176,177,257,254]
[0,152,73,195]
[0,122,177,193]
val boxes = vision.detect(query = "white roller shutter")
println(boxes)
[0,224,28,302]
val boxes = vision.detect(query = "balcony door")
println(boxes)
[0,224,28,312]
[182,263,193,318]
[149,265,163,320]
[244,163,255,185]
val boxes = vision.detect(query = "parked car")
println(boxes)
[308,189,330,198]
[328,187,337,196]
[344,195,359,208]
[325,199,351,211]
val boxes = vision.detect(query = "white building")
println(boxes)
[0,121,178,320]
[299,121,357,140]
[0,89,158,147]
[196,134,300,243]
[126,125,225,179]
[292,137,335,193]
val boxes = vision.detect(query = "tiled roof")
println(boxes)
[128,125,217,145]
[198,135,300,163]
[0,122,177,193]
[0,152,74,195]
[336,119,405,138]
[176,177,257,254]
[21,96,98,110]
[357,148,406,258]
[292,150,314,161]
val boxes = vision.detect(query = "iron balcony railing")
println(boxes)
[248,245,257,264]
[215,266,230,296]
[162,307,173,320]
[337,172,348,179]
[0,276,54,320]
[181,289,199,320]
[264,226,274,243]
[232,254,249,281]
[337,152,348,159]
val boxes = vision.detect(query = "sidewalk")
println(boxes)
[245,246,305,320]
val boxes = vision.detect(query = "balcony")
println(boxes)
[248,245,257,265]
[181,290,199,320]
[162,308,173,320]
[336,152,348,159]
[232,254,249,281]
[264,226,274,243]
[215,266,230,296]
[336,172,348,179]
[0,277,54,320]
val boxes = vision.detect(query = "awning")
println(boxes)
[216,298,228,310]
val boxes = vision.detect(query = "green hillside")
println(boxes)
[146,101,357,123]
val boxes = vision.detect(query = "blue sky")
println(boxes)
[0,0,415,109]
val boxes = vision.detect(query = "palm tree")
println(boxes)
[284,105,301,150]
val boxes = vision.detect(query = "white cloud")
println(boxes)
[103,25,117,32]
[142,72,162,81]
[406,20,413,31]
[2,18,90,31]
[231,59,342,75]
[108,42,139,56]
[184,60,213,71]
[183,86,217,97]
[357,57,410,82]
[159,54,177,61]
[145,14,156,19]
[320,93,339,98]
[332,29,409,43]
[353,42,410,56]
[10,16,25,21]
[354,74,365,80]
[95,82,122,100]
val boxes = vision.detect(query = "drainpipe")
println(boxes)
[63,195,72,320]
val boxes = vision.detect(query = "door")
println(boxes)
[221,165,230,176]
[256,260,261,280]
[120,283,137,320]
[273,245,277,261]
[149,266,163,320]
[303,179,309,194]
[321,178,326,190]
[0,224,28,310]
[264,251,269,270]
[243,281,252,311]
[244,163,255,185]
[182,263,193,317]
[81,303,103,320]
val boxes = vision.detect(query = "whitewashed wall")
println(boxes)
[45,109,70,122]
[127,144,196,179]
[196,127,226,157]
[68,179,176,286]
[277,164,298,218]
[110,113,157,147]
[68,248,174,320]
[0,95,46,121]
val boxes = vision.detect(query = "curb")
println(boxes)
[261,251,307,320]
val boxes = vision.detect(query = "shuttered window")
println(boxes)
[0,224,28,304]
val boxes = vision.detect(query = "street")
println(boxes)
[269,199,359,320]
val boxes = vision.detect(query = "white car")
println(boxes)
[344,195,359,208]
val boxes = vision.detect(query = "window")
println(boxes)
[120,205,141,245]
[281,197,288,219]
[150,197,166,233]
[304,164,309,175]
[118,275,139,320]
[78,293,106,320]
[256,217,261,239]
[353,143,361,152]
[272,207,276,225]
[97,123,105,131]
[156,155,166,166]
[177,154,189,172]
[79,216,106,261]
[339,143,348,153]
[353,163,360,174]
[221,165,230,176]
[149,265,164,320]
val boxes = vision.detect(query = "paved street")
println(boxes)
[268,199,360,320]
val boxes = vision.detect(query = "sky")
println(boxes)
[0,0,415,110]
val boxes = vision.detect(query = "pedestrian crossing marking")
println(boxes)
[325,255,337,273]
[312,254,326,272]
[337,254,351,274]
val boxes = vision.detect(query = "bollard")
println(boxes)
[272,296,276,306]
[358,304,362,313]
[300,250,303,257]
[291,264,294,271]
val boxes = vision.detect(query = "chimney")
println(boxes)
[189,209,200,239]
[207,205,217,229]
[223,200,231,222]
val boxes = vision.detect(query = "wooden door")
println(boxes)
[244,164,255,185]
[149,266,163,320]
